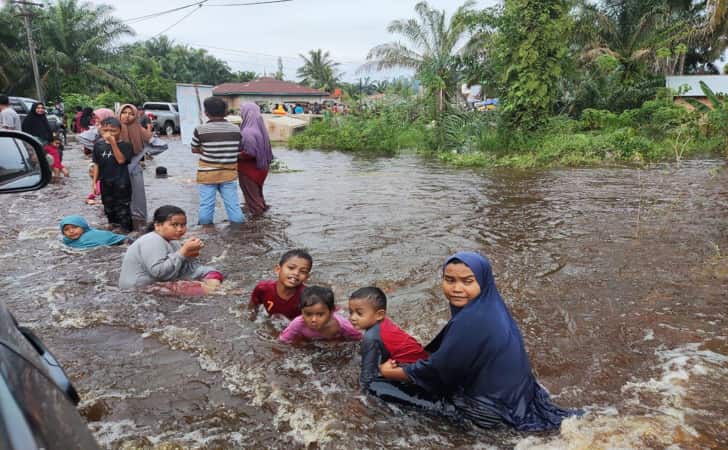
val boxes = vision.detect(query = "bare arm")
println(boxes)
[379,360,410,382]
[107,136,126,164]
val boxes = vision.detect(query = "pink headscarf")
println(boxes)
[93,108,115,122]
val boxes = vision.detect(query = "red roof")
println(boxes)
[213,77,329,96]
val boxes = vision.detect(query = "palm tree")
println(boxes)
[363,0,478,114]
[296,49,340,93]
[37,0,135,98]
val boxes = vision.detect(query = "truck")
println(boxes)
[141,102,180,136]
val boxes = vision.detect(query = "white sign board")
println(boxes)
[176,84,214,145]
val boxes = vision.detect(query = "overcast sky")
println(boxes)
[99,0,497,82]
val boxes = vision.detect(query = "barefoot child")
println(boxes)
[249,249,312,320]
[60,215,126,249]
[278,286,362,344]
[119,205,224,295]
[348,287,428,391]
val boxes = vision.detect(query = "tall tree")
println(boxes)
[363,1,478,115]
[38,0,135,99]
[296,49,339,92]
[496,0,572,129]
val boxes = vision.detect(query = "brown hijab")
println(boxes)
[118,104,152,154]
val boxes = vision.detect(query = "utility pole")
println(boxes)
[12,1,44,102]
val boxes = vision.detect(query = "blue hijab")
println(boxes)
[403,252,576,431]
[60,215,126,249]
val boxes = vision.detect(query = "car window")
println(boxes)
[146,104,169,111]
[171,103,178,111]
[0,136,41,187]
[23,101,34,112]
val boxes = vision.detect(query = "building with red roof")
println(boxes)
[213,77,329,112]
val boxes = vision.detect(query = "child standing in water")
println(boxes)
[249,249,312,320]
[91,117,133,232]
[119,205,224,295]
[278,286,362,344]
[348,287,429,390]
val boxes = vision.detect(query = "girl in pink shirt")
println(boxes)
[279,285,362,344]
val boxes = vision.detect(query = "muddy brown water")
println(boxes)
[0,138,726,449]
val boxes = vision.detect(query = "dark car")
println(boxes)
[0,130,100,449]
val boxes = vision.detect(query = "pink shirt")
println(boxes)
[279,312,362,344]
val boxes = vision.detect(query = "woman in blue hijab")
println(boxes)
[60,215,126,249]
[380,251,578,431]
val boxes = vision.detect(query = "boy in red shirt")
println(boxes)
[44,136,69,178]
[249,249,312,320]
[348,286,428,390]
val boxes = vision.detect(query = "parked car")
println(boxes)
[142,101,180,136]
[0,129,100,449]
[9,96,62,133]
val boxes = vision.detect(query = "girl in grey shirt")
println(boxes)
[119,205,223,294]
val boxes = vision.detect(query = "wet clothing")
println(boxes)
[402,252,578,431]
[44,144,64,171]
[21,103,52,144]
[359,318,429,389]
[93,140,133,232]
[59,215,126,249]
[119,104,152,224]
[238,103,272,215]
[279,312,362,343]
[250,280,304,320]
[193,118,241,184]
[237,153,269,215]
[119,232,218,289]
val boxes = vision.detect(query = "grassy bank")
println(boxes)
[288,97,727,168]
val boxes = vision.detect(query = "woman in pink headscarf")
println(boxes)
[238,103,273,216]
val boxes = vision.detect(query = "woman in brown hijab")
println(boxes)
[119,104,152,229]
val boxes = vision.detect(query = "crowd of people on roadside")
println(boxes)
[5,92,579,433]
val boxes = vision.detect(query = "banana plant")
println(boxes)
[685,81,726,112]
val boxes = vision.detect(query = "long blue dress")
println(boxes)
[403,252,578,431]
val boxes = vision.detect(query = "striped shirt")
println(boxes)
[191,119,240,184]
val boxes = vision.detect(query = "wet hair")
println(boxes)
[99,117,121,129]
[300,285,335,311]
[0,95,8,105]
[349,286,387,311]
[278,249,313,268]
[145,205,186,233]
[204,96,227,117]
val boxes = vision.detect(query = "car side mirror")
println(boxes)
[0,130,51,193]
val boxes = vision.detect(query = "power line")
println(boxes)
[206,0,293,6]
[152,4,205,38]
[123,1,207,24]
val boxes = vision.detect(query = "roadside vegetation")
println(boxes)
[291,0,728,167]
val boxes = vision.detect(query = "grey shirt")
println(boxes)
[118,232,216,289]
[0,107,21,130]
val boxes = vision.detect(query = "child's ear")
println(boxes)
[274,264,281,276]
[374,309,386,321]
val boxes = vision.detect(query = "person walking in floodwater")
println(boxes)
[238,103,273,216]
[379,252,579,431]
[119,104,152,229]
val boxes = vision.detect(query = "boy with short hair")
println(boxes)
[91,117,133,232]
[191,96,244,225]
[249,249,313,320]
[348,286,428,390]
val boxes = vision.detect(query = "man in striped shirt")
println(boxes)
[191,97,245,224]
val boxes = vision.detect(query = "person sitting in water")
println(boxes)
[249,249,312,320]
[60,215,126,249]
[278,286,362,344]
[379,252,579,431]
[348,287,429,391]
[118,205,224,295]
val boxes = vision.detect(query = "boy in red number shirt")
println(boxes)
[249,249,312,320]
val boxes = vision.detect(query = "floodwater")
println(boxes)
[1,138,726,449]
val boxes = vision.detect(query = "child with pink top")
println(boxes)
[279,285,362,344]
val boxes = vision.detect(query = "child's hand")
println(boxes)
[180,237,203,258]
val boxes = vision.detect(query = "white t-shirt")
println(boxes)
[0,107,21,131]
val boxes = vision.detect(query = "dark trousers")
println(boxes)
[101,180,132,232]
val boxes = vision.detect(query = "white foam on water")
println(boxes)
[643,329,655,341]
[17,227,57,240]
[90,419,151,447]
[514,343,728,449]
[80,387,158,406]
